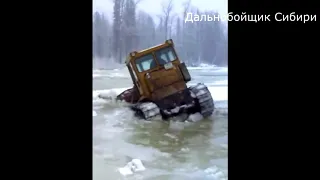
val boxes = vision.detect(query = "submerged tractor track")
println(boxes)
[130,83,215,120]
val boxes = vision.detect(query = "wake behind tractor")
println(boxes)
[99,39,214,120]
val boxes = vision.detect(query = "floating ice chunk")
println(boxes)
[187,113,203,122]
[164,133,177,139]
[210,171,225,179]
[180,147,190,152]
[118,159,146,176]
[131,159,146,172]
[204,165,226,179]
[118,163,133,176]
[92,74,101,78]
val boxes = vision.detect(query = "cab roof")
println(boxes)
[125,39,174,65]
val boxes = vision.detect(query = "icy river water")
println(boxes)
[93,66,228,180]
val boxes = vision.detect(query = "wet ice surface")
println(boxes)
[93,66,228,180]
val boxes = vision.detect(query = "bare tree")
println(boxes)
[161,0,174,40]
[121,0,143,60]
[182,0,191,20]
[168,14,176,38]
[134,0,142,5]
[112,0,124,63]
[136,10,156,49]
[180,0,191,62]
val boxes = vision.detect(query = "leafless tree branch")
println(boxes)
[182,0,191,18]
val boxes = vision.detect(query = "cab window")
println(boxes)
[135,54,157,72]
[155,47,177,65]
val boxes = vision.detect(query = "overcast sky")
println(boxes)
[93,0,228,20]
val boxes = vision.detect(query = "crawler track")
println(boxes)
[190,83,215,118]
[131,102,161,120]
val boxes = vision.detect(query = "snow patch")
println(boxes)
[93,110,97,117]
[187,64,218,70]
[208,86,228,101]
[92,73,128,79]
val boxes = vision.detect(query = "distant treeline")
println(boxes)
[93,0,228,67]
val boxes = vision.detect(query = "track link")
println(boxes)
[190,83,215,118]
[132,102,161,120]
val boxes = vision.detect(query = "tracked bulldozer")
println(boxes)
[100,39,214,120]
